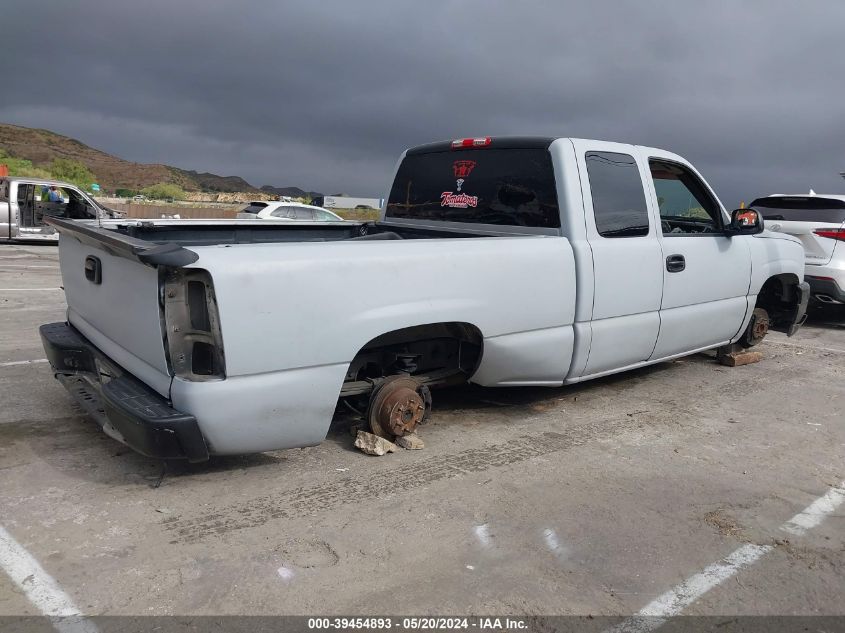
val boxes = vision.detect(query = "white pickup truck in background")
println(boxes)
[40,137,809,461]
[0,176,119,241]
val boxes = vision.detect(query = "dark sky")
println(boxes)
[2,1,843,204]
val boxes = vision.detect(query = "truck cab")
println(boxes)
[0,176,114,242]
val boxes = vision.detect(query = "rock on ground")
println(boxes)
[354,430,399,456]
[396,433,425,450]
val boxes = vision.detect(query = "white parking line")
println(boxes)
[609,544,773,633]
[0,526,97,633]
[781,482,845,536]
[0,264,60,268]
[0,359,49,368]
[0,287,63,291]
[609,480,845,632]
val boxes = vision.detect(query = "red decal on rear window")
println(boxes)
[452,160,476,179]
[440,192,479,208]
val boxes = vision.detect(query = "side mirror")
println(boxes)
[726,207,764,236]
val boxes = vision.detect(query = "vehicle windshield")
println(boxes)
[385,148,560,228]
[751,197,845,223]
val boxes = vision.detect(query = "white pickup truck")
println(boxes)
[40,137,809,461]
[0,176,119,241]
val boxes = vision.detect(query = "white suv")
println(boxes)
[751,193,845,306]
[236,200,344,221]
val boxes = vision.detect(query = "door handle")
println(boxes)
[84,255,102,284]
[666,254,686,273]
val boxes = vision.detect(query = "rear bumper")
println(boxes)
[40,322,209,462]
[805,275,845,303]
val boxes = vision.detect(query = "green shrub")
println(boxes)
[0,149,52,179]
[336,208,380,221]
[49,158,96,190]
[140,183,186,201]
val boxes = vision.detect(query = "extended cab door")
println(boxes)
[572,140,663,377]
[17,181,58,239]
[640,149,751,358]
[0,180,10,239]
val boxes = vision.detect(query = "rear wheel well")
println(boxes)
[341,322,483,397]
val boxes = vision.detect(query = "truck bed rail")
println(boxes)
[44,216,200,267]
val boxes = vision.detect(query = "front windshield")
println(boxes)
[65,188,99,219]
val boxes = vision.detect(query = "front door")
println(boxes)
[573,140,664,377]
[644,156,751,358]
[18,183,98,239]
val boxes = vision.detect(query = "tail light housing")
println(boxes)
[814,228,845,242]
[161,268,226,380]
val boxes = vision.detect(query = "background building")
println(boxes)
[312,195,383,210]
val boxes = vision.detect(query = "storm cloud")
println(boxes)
[1,0,843,203]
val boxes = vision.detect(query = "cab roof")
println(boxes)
[406,136,556,155]
[1,175,81,188]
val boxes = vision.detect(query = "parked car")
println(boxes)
[236,200,344,221]
[750,193,845,307]
[0,176,122,242]
[40,136,808,461]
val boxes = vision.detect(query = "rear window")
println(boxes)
[586,151,650,237]
[751,197,845,223]
[241,202,268,214]
[385,149,560,228]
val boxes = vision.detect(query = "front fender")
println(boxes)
[748,234,805,295]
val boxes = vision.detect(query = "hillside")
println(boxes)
[0,123,320,196]
[180,169,259,193]
[260,185,323,199]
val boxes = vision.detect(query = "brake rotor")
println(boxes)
[745,307,770,347]
[367,376,431,439]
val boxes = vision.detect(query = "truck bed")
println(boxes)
[89,218,498,244]
[46,214,577,455]
[45,217,502,267]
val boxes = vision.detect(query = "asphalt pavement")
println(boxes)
[1,244,842,621]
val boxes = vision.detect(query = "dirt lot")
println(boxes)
[0,243,843,620]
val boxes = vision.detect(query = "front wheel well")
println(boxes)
[755,273,802,332]
[341,322,484,396]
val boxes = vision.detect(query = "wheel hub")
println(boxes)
[367,376,431,439]
[379,387,425,436]
[746,307,770,347]
[751,308,770,341]
[752,315,769,340]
